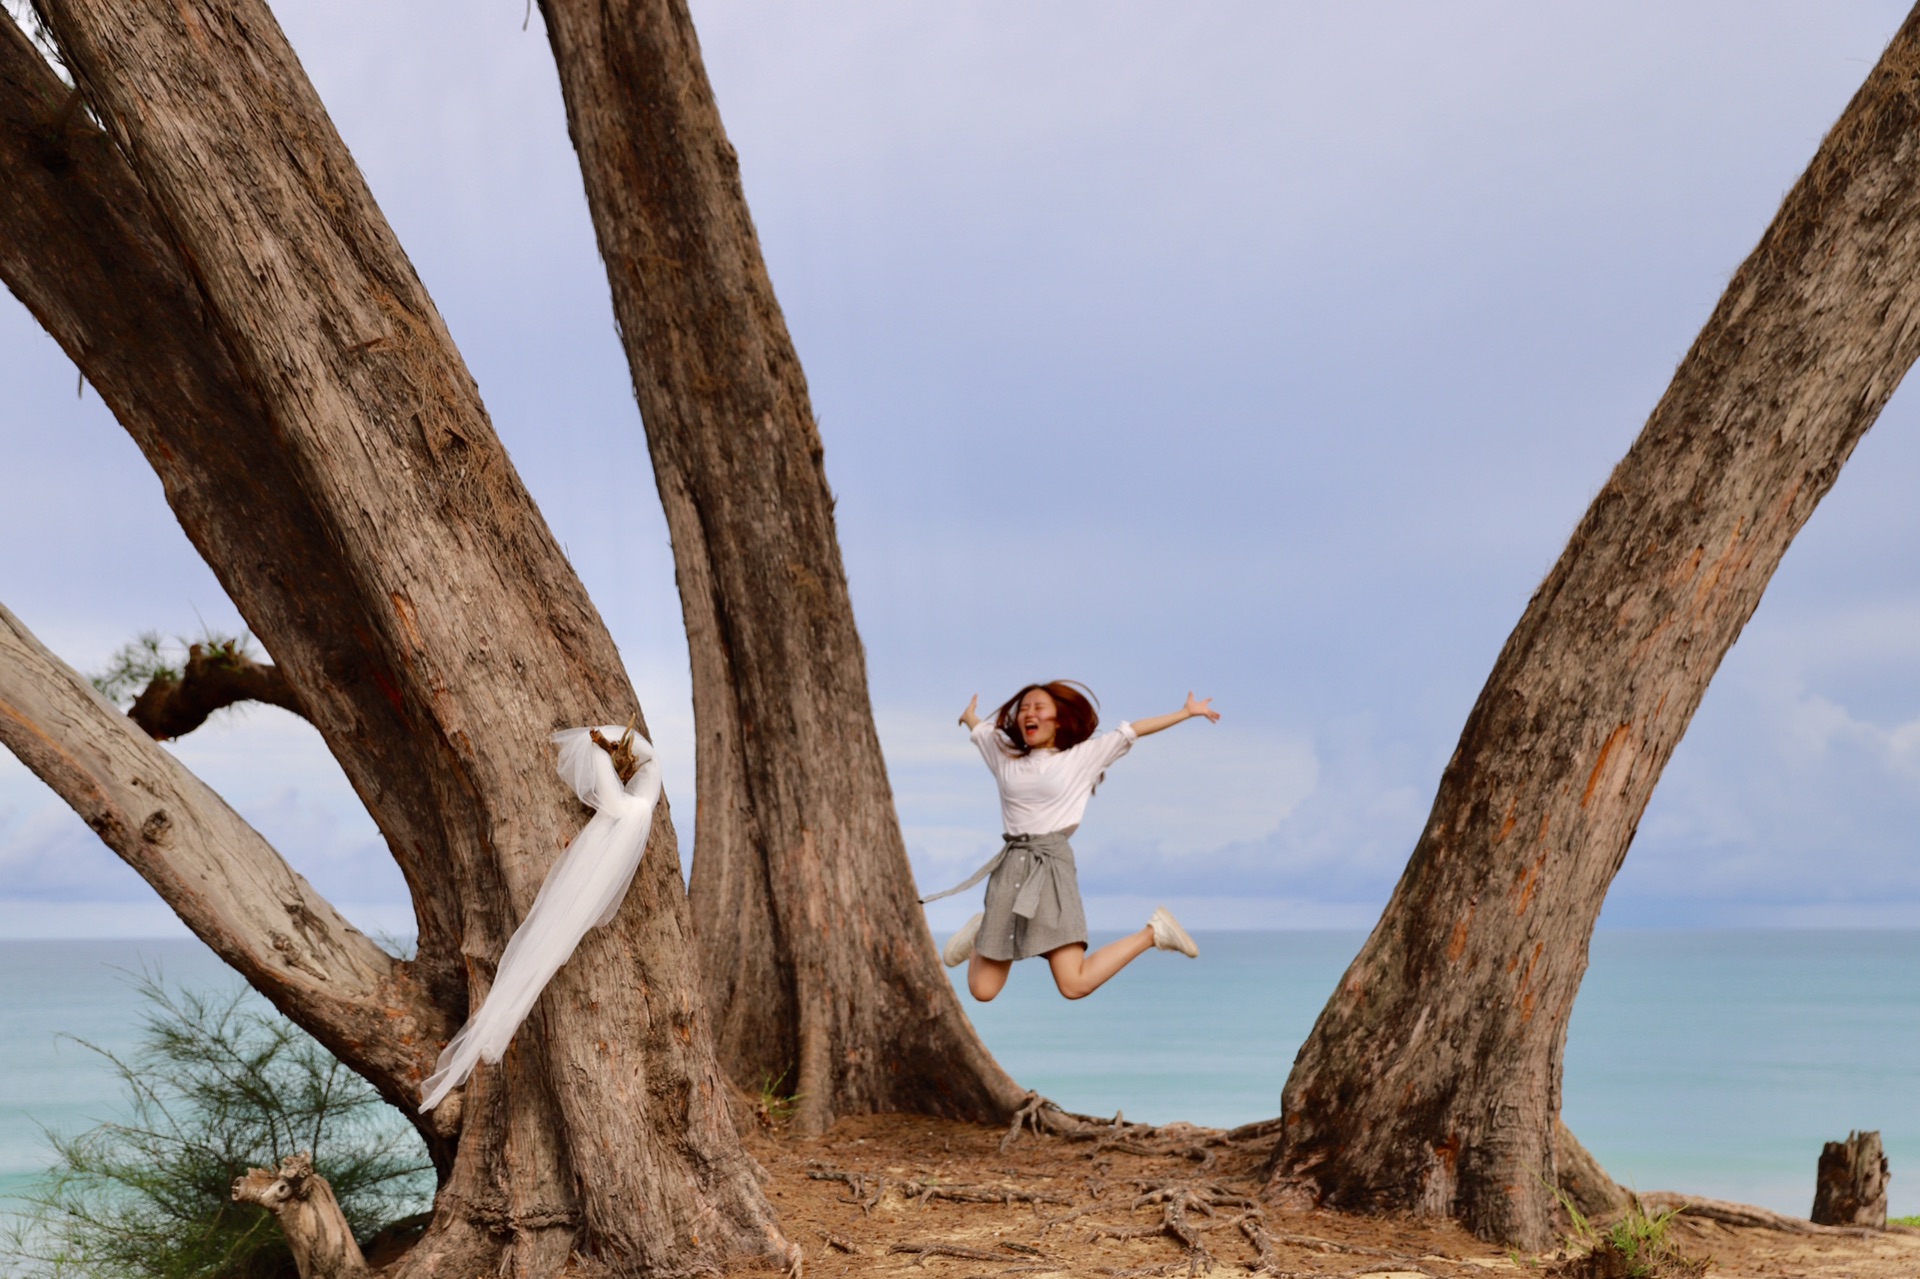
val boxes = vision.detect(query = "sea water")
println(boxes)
[3,932,1917,1219]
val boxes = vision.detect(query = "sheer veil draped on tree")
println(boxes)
[418,728,662,1113]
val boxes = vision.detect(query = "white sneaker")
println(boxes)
[943,912,984,967]
[1149,906,1198,958]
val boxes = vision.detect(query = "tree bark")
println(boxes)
[231,1153,369,1279]
[11,1,788,1271]
[538,0,1025,1132]
[1269,8,1920,1248]
[1811,1130,1889,1227]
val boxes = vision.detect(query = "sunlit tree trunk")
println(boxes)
[1270,7,1920,1248]
[538,0,1025,1133]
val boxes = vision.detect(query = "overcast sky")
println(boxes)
[3,2,1919,939]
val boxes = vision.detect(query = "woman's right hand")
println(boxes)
[958,694,982,730]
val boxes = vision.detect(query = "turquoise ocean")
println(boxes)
[4,931,1918,1220]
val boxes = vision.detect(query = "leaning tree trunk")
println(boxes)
[538,0,1025,1132]
[1270,8,1920,1249]
[4,3,785,1273]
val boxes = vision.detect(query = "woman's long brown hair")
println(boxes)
[993,680,1100,755]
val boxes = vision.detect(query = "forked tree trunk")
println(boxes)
[1270,8,1920,1248]
[7,2,786,1272]
[538,0,1025,1132]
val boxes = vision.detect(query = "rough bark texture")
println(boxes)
[1269,10,1920,1249]
[231,1154,369,1279]
[539,0,1025,1132]
[126,643,306,740]
[0,602,446,1150]
[7,2,786,1272]
[1811,1130,1889,1227]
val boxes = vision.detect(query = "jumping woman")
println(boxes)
[923,681,1220,1002]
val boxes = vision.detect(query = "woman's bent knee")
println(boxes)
[968,956,1010,1001]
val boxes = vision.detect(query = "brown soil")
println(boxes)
[741,1111,1920,1279]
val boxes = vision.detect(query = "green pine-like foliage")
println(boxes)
[2,976,432,1279]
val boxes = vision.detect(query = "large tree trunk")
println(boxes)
[1268,9,1920,1249]
[538,0,1025,1132]
[5,2,786,1272]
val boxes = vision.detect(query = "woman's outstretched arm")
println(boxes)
[958,694,983,730]
[1131,692,1221,738]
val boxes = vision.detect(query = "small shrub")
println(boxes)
[1,976,432,1279]
[753,1069,801,1128]
[1550,1184,1709,1279]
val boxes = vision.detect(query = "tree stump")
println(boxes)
[231,1152,369,1279]
[1811,1130,1888,1228]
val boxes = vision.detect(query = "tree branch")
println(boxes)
[0,601,453,1161]
[127,641,308,740]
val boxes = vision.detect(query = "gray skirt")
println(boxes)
[921,830,1088,962]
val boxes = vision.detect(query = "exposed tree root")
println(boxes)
[1079,1181,1261,1277]
[1637,1192,1874,1236]
[999,1093,1227,1170]
[1235,1212,1280,1274]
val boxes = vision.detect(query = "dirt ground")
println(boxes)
[740,1111,1920,1279]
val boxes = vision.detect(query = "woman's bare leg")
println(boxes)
[1045,928,1154,1000]
[968,952,1012,1001]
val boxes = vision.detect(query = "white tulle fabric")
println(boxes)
[417,727,661,1113]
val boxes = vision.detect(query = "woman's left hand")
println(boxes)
[1183,692,1221,723]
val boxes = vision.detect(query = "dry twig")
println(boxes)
[589,715,640,783]
[807,1166,1069,1213]
[887,1242,1056,1266]
[814,1228,859,1255]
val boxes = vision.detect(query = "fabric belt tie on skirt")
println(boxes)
[920,829,1072,922]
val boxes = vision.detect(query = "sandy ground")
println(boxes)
[740,1112,1920,1279]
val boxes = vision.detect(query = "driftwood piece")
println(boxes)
[231,1153,367,1279]
[1811,1130,1889,1228]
